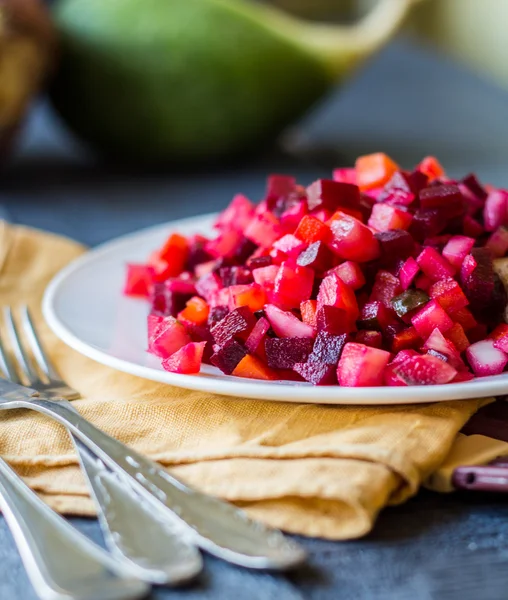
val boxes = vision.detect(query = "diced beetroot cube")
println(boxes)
[229,283,267,312]
[296,241,334,272]
[195,272,223,303]
[310,208,332,223]
[316,306,352,335]
[252,264,279,292]
[245,316,271,355]
[280,199,307,232]
[468,323,489,344]
[483,190,508,232]
[147,313,164,341]
[265,174,296,203]
[409,210,445,241]
[417,156,446,180]
[148,316,192,358]
[459,183,485,216]
[272,234,307,258]
[375,230,415,266]
[332,167,357,185]
[247,255,272,270]
[399,257,419,290]
[337,343,391,387]
[391,326,422,353]
[386,353,457,385]
[355,330,383,349]
[293,361,337,385]
[448,306,477,331]
[414,273,432,292]
[307,179,360,212]
[429,278,469,313]
[423,328,466,371]
[391,349,420,365]
[466,339,508,376]
[358,300,395,331]
[300,300,318,328]
[411,299,453,338]
[272,262,315,310]
[442,236,475,269]
[419,184,464,216]
[308,331,349,365]
[219,266,253,287]
[381,189,416,207]
[463,214,485,238]
[485,226,508,258]
[245,212,282,247]
[125,264,155,297]
[205,229,243,259]
[161,341,206,374]
[209,287,231,308]
[294,215,332,244]
[460,248,496,317]
[210,339,248,375]
[416,247,456,281]
[368,203,413,232]
[214,194,255,231]
[328,213,380,262]
[334,261,366,290]
[211,306,256,347]
[208,305,229,326]
[265,337,314,369]
[444,323,470,353]
[451,371,475,383]
[264,304,315,338]
[370,270,402,308]
[317,273,359,323]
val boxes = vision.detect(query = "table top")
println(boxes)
[2,39,508,600]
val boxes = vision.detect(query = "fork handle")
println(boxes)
[20,397,305,570]
[72,436,202,585]
[0,455,148,600]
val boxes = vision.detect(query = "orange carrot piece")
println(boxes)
[355,153,399,191]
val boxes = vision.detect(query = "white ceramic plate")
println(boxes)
[43,213,508,405]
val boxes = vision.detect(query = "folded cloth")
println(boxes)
[0,222,499,540]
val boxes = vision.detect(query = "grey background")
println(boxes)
[1,40,508,599]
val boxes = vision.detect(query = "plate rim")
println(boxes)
[43,213,507,405]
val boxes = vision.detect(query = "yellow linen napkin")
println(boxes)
[0,222,500,540]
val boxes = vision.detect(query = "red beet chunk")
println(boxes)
[370,270,402,308]
[375,230,415,265]
[416,247,456,281]
[265,337,314,369]
[308,331,349,365]
[306,179,360,212]
[317,273,359,323]
[337,343,391,387]
[460,248,495,318]
[411,299,453,338]
[419,184,464,216]
[409,210,446,241]
[124,264,154,298]
[461,173,487,201]
[297,241,334,272]
[355,330,383,349]
[219,266,253,287]
[210,339,248,375]
[186,235,214,271]
[214,194,255,231]
[266,174,296,204]
[293,361,337,385]
[316,306,352,335]
[208,305,229,326]
[429,278,469,313]
[328,214,380,262]
[150,282,193,317]
[247,255,272,270]
[211,306,256,347]
[272,262,315,310]
[385,354,457,385]
[382,170,418,197]
[358,300,395,331]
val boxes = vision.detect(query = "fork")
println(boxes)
[1,306,202,586]
[0,306,306,570]
[0,453,149,600]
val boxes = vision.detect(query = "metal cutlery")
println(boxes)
[2,306,202,586]
[0,454,149,600]
[0,305,306,570]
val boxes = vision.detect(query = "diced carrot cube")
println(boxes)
[232,355,278,380]
[294,215,332,244]
[355,153,399,191]
[178,296,210,326]
[417,156,446,181]
[300,299,318,327]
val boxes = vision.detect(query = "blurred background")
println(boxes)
[1,0,508,245]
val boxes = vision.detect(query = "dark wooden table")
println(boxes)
[2,40,508,600]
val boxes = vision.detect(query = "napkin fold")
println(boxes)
[0,222,502,540]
